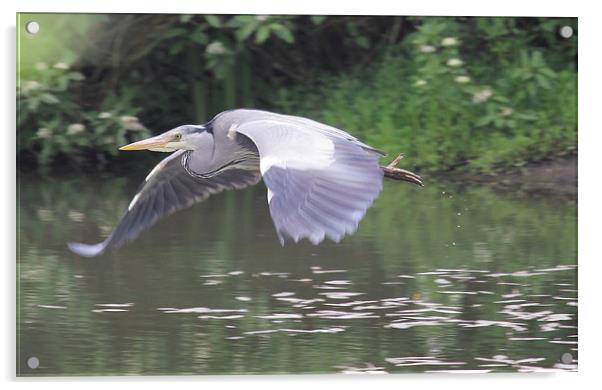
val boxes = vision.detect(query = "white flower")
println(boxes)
[472,89,493,103]
[206,41,226,55]
[120,116,138,125]
[446,58,463,67]
[419,45,436,53]
[98,112,112,119]
[22,80,42,93]
[120,116,145,131]
[256,15,269,22]
[441,37,458,47]
[414,79,427,87]
[35,62,48,71]
[67,123,85,135]
[454,75,471,84]
[36,128,52,138]
[500,107,514,116]
[53,62,69,70]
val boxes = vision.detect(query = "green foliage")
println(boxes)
[17,63,151,166]
[273,17,577,173]
[160,15,296,80]
[17,15,577,174]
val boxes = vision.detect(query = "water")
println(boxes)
[17,172,577,376]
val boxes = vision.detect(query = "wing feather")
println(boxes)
[237,117,383,245]
[68,149,261,257]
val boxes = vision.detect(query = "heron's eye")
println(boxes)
[173,133,182,141]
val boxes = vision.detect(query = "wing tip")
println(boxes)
[67,241,107,258]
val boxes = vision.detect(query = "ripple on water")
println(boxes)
[256,313,303,320]
[319,292,364,300]
[257,272,289,278]
[387,320,443,330]
[518,364,577,373]
[310,266,347,274]
[385,356,466,367]
[461,319,528,332]
[307,310,379,320]
[324,280,352,285]
[427,369,492,374]
[313,284,347,290]
[37,304,67,310]
[153,261,576,373]
[336,363,387,374]
[475,356,546,365]
[275,297,324,306]
[199,315,245,320]
[325,300,378,307]
[243,327,347,336]
[473,355,571,372]
[272,292,295,297]
[160,307,247,314]
[91,303,134,313]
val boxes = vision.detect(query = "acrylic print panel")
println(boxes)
[16,13,577,376]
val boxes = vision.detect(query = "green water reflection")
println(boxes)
[17,172,577,376]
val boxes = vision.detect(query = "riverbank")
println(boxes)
[438,154,577,198]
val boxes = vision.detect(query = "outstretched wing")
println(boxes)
[68,150,261,257]
[236,117,384,245]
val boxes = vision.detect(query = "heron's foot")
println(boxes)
[381,154,423,186]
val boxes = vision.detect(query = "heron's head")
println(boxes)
[119,125,208,152]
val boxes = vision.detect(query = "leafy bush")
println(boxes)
[17,62,151,167]
[273,17,577,173]
[17,15,576,174]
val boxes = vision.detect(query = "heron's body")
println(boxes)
[68,109,415,257]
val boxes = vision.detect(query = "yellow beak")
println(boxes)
[119,135,168,151]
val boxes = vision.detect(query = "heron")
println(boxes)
[68,109,422,257]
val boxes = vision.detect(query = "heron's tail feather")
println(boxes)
[67,241,108,257]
